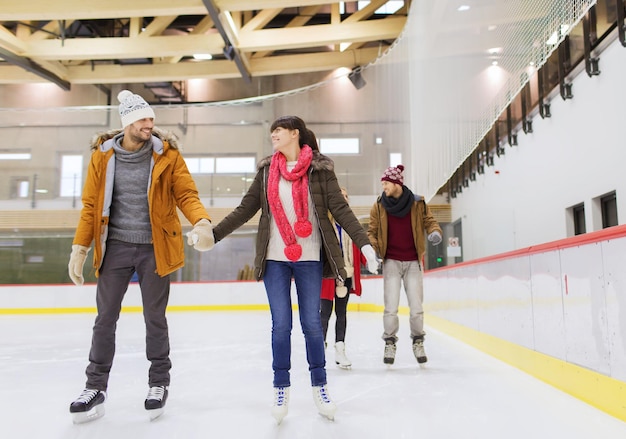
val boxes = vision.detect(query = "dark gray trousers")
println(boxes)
[85,240,172,391]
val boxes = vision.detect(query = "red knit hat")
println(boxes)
[381,164,404,185]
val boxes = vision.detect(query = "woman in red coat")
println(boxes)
[320,188,367,369]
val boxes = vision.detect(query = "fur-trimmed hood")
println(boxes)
[257,150,334,172]
[89,126,180,151]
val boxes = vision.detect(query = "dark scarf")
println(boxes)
[381,185,414,217]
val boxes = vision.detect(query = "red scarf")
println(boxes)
[268,145,313,261]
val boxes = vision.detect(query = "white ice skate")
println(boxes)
[334,342,352,369]
[271,386,290,425]
[69,389,106,424]
[312,385,336,421]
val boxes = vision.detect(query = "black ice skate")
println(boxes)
[145,385,168,420]
[412,335,428,364]
[69,389,106,424]
[383,338,397,365]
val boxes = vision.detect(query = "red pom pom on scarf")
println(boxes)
[284,244,303,262]
[294,219,312,238]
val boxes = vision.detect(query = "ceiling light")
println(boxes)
[546,24,570,45]
[546,31,558,45]
[457,5,470,12]
[193,53,213,60]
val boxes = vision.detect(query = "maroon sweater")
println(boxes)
[385,213,418,261]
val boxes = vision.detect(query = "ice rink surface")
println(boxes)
[2,310,626,439]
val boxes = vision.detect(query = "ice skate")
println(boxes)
[69,389,106,424]
[145,385,168,421]
[334,341,352,369]
[412,336,428,364]
[383,338,396,365]
[312,385,336,421]
[271,386,290,425]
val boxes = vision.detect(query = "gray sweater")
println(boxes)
[107,134,153,244]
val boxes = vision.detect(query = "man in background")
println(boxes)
[368,164,442,366]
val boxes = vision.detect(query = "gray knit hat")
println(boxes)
[117,90,155,128]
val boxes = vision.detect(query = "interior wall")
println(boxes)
[449,37,626,260]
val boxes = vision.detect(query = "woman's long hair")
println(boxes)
[270,115,319,151]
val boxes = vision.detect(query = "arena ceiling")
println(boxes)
[0,0,408,99]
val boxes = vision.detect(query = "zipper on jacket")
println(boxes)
[309,169,344,285]
[257,166,270,279]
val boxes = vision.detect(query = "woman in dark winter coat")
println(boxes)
[212,116,378,424]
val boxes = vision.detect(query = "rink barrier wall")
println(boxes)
[2,221,626,423]
[423,224,626,423]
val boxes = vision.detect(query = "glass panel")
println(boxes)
[215,157,255,174]
[319,138,360,155]
[60,155,83,197]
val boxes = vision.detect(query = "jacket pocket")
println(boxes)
[160,217,183,267]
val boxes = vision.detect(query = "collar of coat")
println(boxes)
[89,126,180,153]
[257,150,334,172]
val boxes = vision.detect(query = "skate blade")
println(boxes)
[318,411,335,421]
[271,408,287,425]
[336,363,352,370]
[148,408,164,421]
[72,405,105,424]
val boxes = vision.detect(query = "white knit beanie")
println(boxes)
[117,90,155,128]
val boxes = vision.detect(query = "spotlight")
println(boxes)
[348,67,366,90]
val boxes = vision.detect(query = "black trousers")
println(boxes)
[320,278,352,343]
[85,240,171,391]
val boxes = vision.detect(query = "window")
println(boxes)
[573,203,586,235]
[215,157,256,174]
[601,191,618,228]
[318,138,359,155]
[60,155,83,197]
[389,153,402,167]
[184,156,256,175]
[10,177,30,199]
[184,157,215,174]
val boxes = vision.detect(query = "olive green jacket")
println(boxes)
[213,152,370,281]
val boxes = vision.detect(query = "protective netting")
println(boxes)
[0,1,596,203]
[370,0,596,200]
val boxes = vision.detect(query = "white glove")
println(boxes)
[186,219,215,251]
[428,231,442,245]
[335,280,348,298]
[68,244,90,286]
[361,244,379,274]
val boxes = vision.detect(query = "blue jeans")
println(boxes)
[263,260,327,387]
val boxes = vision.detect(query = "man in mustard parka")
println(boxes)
[67,90,214,423]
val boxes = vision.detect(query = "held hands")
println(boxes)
[361,244,379,274]
[428,231,442,245]
[68,244,90,286]
[186,219,215,251]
